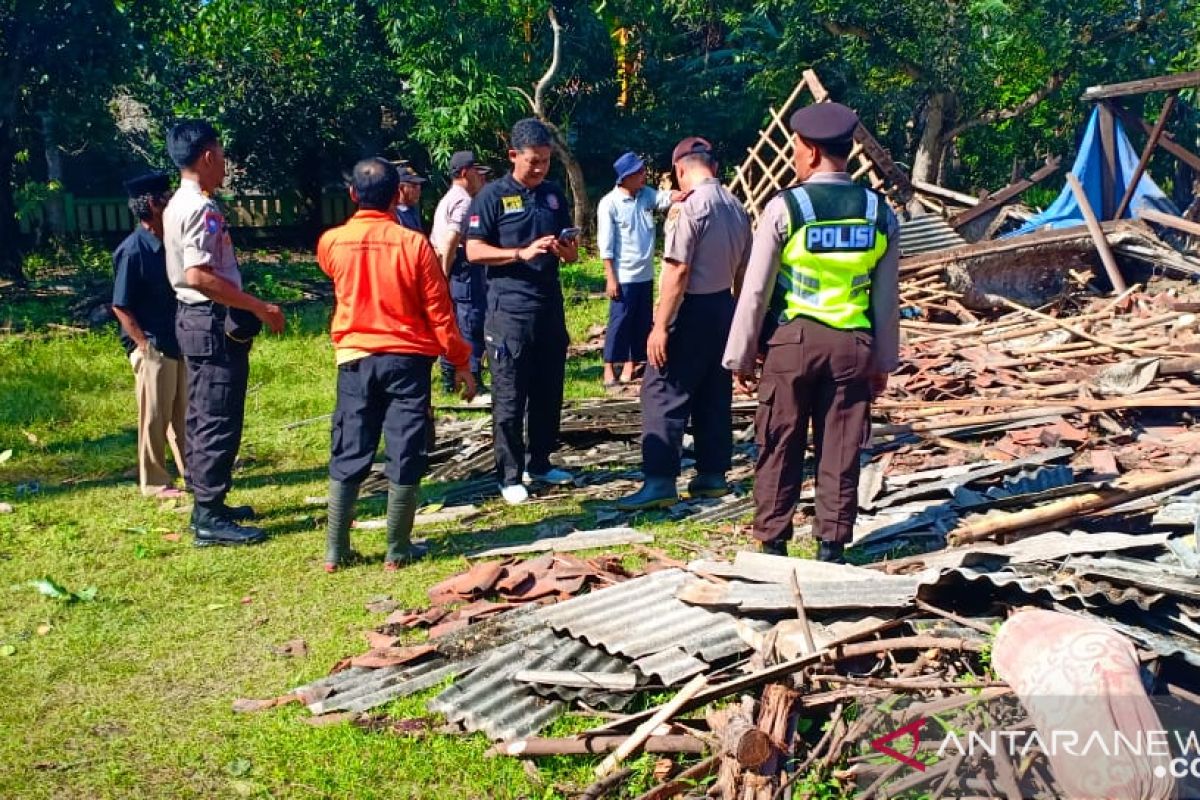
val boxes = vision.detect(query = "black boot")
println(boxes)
[817,541,846,564]
[325,479,360,570]
[759,538,789,557]
[218,502,256,521]
[384,483,427,568]
[192,503,266,547]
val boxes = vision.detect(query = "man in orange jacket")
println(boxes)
[318,157,476,572]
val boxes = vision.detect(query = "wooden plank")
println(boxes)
[1083,70,1200,101]
[1098,102,1118,219]
[1137,207,1200,238]
[1066,172,1128,292]
[513,670,639,691]
[913,179,981,207]
[948,157,1061,229]
[1108,101,1200,174]
[1114,91,1178,219]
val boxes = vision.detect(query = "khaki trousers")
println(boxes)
[130,344,188,496]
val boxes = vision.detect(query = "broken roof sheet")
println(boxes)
[536,568,768,673]
[428,628,634,742]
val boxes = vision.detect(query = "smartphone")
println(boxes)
[558,226,581,241]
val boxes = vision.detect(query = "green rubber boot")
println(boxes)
[325,479,360,568]
[385,483,428,568]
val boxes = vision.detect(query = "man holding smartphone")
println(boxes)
[465,118,579,505]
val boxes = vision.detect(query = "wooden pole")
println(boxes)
[594,673,708,779]
[1115,91,1179,220]
[950,464,1200,545]
[1066,172,1128,293]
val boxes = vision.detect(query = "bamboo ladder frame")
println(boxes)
[728,70,891,223]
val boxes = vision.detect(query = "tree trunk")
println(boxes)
[41,111,65,236]
[550,131,590,234]
[912,91,956,185]
[0,118,24,282]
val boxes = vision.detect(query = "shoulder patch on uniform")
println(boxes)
[545,193,560,211]
[501,195,524,214]
[203,209,223,235]
[666,205,682,222]
[469,215,481,229]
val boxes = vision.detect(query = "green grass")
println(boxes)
[0,253,731,799]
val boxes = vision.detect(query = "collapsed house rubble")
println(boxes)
[236,71,1200,799]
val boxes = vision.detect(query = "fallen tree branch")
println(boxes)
[580,767,632,800]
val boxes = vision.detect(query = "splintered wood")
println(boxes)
[882,287,1200,450]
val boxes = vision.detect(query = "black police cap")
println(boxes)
[123,171,170,198]
[788,103,859,145]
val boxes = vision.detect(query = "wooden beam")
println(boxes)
[949,157,1062,229]
[1115,92,1179,219]
[1108,101,1200,174]
[912,179,981,207]
[1066,172,1128,293]
[1137,207,1200,238]
[1083,70,1200,101]
[1098,102,1118,219]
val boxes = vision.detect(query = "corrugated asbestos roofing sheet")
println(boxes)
[536,569,769,674]
[898,214,969,256]
[428,628,634,742]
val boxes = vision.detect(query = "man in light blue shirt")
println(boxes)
[596,152,676,389]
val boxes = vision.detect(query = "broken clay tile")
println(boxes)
[365,631,401,649]
[426,559,507,602]
[1090,448,1120,475]
[384,609,423,627]
[456,600,520,622]
[349,644,436,669]
[417,606,451,626]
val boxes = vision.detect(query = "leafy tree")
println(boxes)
[762,0,1198,190]
[136,0,405,235]
[0,0,138,280]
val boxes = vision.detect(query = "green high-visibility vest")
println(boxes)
[772,184,889,331]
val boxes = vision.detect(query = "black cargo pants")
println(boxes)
[176,302,251,507]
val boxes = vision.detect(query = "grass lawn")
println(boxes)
[0,253,743,799]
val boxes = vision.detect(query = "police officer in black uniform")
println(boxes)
[465,118,579,505]
[163,120,286,546]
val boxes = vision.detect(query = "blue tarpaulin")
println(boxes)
[1006,107,1178,237]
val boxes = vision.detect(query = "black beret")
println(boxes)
[789,103,859,144]
[122,171,170,198]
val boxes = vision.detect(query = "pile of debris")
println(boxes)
[245,69,1200,798]
[271,527,1200,798]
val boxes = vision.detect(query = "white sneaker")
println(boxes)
[499,483,529,505]
[523,467,574,486]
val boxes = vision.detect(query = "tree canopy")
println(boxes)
[2,0,1198,279]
